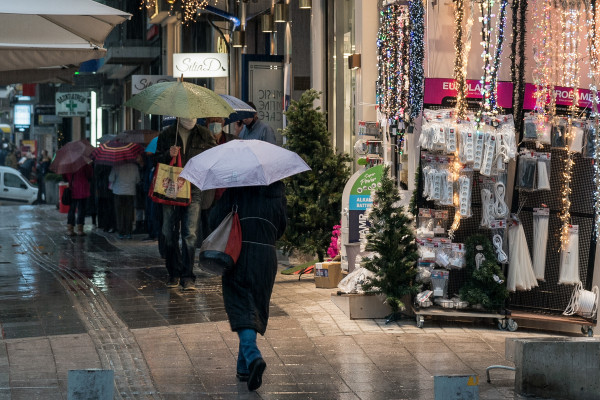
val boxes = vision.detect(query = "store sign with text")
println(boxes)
[132,75,176,95]
[522,84,593,110]
[348,165,384,243]
[55,92,89,117]
[173,53,228,78]
[423,78,513,109]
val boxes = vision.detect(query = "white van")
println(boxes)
[0,166,38,205]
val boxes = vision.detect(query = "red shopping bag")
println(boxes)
[198,207,242,275]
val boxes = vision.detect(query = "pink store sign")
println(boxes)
[423,78,513,108]
[522,83,594,110]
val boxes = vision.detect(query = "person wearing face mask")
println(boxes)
[155,117,216,291]
[205,117,237,144]
[238,102,277,145]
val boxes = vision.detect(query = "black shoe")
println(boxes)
[247,358,266,391]
[236,372,249,382]
[166,277,180,288]
[181,280,197,291]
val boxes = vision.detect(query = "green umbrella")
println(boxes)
[125,81,234,119]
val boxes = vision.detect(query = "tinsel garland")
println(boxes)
[515,0,528,134]
[408,0,425,122]
[489,0,508,114]
[401,11,410,120]
[453,0,467,119]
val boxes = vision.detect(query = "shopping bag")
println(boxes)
[198,207,242,275]
[149,152,191,206]
[61,186,72,206]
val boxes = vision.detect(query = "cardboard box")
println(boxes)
[314,262,343,288]
[330,293,392,319]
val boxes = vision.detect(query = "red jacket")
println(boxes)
[65,164,93,199]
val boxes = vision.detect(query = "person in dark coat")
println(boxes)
[208,181,287,392]
[95,163,116,233]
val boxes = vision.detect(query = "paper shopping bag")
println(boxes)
[149,153,191,206]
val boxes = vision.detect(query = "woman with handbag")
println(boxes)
[208,181,287,391]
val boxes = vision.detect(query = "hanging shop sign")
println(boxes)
[55,92,89,117]
[13,104,31,128]
[348,165,384,243]
[173,53,228,78]
[423,78,513,109]
[522,84,594,110]
[132,75,176,95]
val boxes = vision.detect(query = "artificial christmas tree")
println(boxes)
[361,165,420,316]
[281,89,351,261]
[459,234,509,310]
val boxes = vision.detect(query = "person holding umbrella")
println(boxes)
[64,163,93,236]
[155,118,216,291]
[238,102,277,145]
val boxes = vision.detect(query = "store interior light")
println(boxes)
[232,30,246,47]
[348,53,361,70]
[261,14,274,32]
[274,3,289,22]
[299,0,312,9]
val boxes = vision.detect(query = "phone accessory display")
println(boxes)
[507,218,539,292]
[551,120,567,148]
[532,208,549,281]
[522,114,551,144]
[536,153,551,190]
[568,122,585,153]
[516,151,537,190]
[558,225,581,285]
[582,122,597,158]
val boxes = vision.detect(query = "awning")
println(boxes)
[0,124,11,134]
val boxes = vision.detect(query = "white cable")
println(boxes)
[559,226,581,285]
[493,182,509,218]
[537,160,550,190]
[563,282,599,318]
[475,253,486,270]
[507,222,538,292]
[532,213,549,281]
[493,234,508,263]
[481,188,495,228]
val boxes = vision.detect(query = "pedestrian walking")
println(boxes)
[155,117,216,291]
[64,163,93,236]
[36,150,51,204]
[95,163,117,233]
[5,147,17,169]
[238,102,277,144]
[208,181,287,391]
[108,158,141,239]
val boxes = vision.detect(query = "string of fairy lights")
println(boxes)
[376,2,425,125]
[588,0,600,239]
[140,0,216,24]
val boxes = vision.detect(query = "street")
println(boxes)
[0,204,562,399]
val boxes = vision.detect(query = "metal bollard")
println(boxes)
[68,369,114,400]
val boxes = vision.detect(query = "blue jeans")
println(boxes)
[162,190,201,283]
[236,329,262,374]
[67,198,87,226]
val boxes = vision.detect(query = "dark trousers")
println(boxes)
[114,194,135,235]
[67,198,87,226]
[98,194,116,231]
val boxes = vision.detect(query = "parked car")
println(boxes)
[0,166,38,205]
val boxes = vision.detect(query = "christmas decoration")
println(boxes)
[588,1,600,239]
[459,234,509,310]
[280,89,352,261]
[361,165,420,315]
[140,0,217,24]
[408,0,425,122]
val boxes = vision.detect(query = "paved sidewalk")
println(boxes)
[0,205,573,399]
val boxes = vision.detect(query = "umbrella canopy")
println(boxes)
[117,130,158,145]
[97,134,118,144]
[180,140,311,190]
[219,94,256,124]
[145,137,158,154]
[125,81,234,119]
[0,0,130,73]
[49,139,94,175]
[91,141,144,166]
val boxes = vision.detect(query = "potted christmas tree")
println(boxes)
[281,89,351,262]
[361,165,420,319]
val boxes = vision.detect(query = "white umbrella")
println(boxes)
[0,0,130,72]
[180,140,311,190]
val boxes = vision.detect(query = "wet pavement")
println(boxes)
[0,205,574,399]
